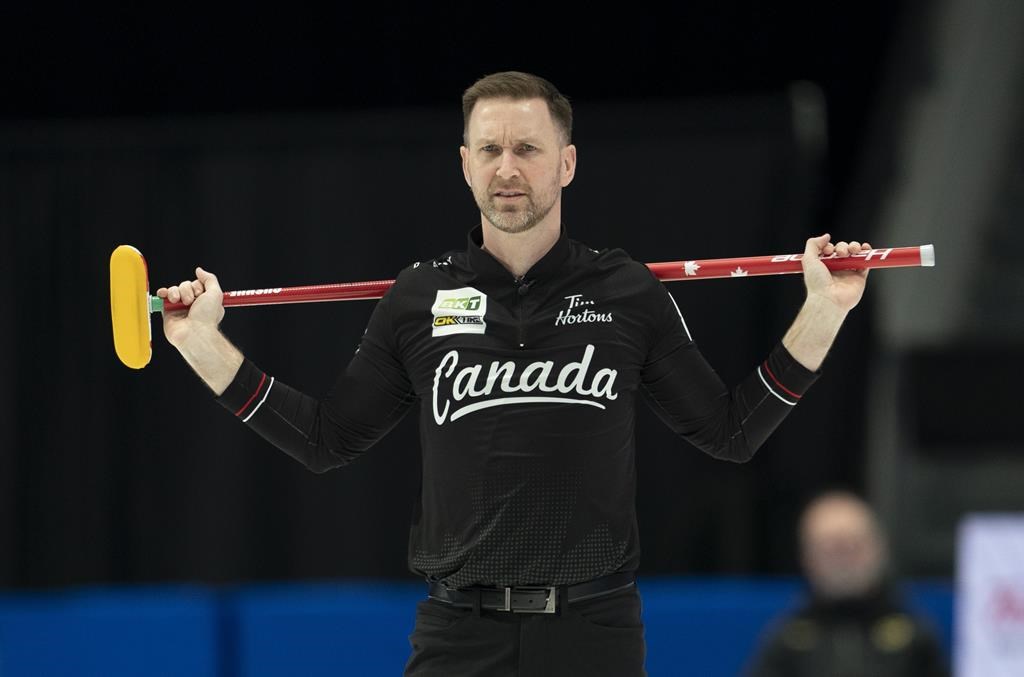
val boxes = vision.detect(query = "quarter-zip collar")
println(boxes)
[466,221,571,286]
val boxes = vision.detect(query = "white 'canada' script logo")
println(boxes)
[554,294,612,326]
[432,343,618,424]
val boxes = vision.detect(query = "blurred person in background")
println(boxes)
[746,490,949,677]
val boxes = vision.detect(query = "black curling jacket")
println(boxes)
[214,221,820,588]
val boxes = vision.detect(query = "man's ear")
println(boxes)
[460,146,472,188]
[560,144,577,187]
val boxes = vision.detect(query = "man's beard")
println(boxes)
[476,185,557,234]
[812,560,885,600]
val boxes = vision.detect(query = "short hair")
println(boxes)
[798,489,884,546]
[461,71,573,147]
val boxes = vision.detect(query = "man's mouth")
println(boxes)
[494,191,526,199]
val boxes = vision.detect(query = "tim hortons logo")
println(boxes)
[227,288,283,296]
[432,343,619,425]
[554,294,613,326]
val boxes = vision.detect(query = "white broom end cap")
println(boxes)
[920,244,935,267]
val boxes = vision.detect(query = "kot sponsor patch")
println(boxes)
[431,287,488,337]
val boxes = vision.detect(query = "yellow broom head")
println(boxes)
[109,245,152,369]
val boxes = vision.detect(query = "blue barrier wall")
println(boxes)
[0,586,220,677]
[0,577,953,676]
[638,577,954,677]
[230,582,423,677]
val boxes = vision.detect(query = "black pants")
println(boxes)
[403,581,647,677]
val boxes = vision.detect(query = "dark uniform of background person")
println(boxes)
[746,490,950,677]
[156,71,873,677]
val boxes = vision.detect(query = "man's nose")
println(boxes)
[495,149,520,178]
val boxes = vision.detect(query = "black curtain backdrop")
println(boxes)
[0,97,871,588]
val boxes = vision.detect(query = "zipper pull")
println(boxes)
[515,277,534,296]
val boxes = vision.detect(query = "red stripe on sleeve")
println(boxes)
[234,372,267,417]
[762,361,802,400]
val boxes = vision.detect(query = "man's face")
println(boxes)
[460,97,576,235]
[800,497,886,600]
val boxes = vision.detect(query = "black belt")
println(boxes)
[426,570,636,614]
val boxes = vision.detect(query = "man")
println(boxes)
[746,491,949,677]
[157,71,870,676]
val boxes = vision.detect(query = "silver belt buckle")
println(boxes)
[503,586,557,614]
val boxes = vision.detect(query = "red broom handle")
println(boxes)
[160,244,933,312]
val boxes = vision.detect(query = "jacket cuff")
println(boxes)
[759,341,821,404]
[213,358,271,419]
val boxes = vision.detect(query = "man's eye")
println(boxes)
[482,145,499,152]
[520,145,536,151]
